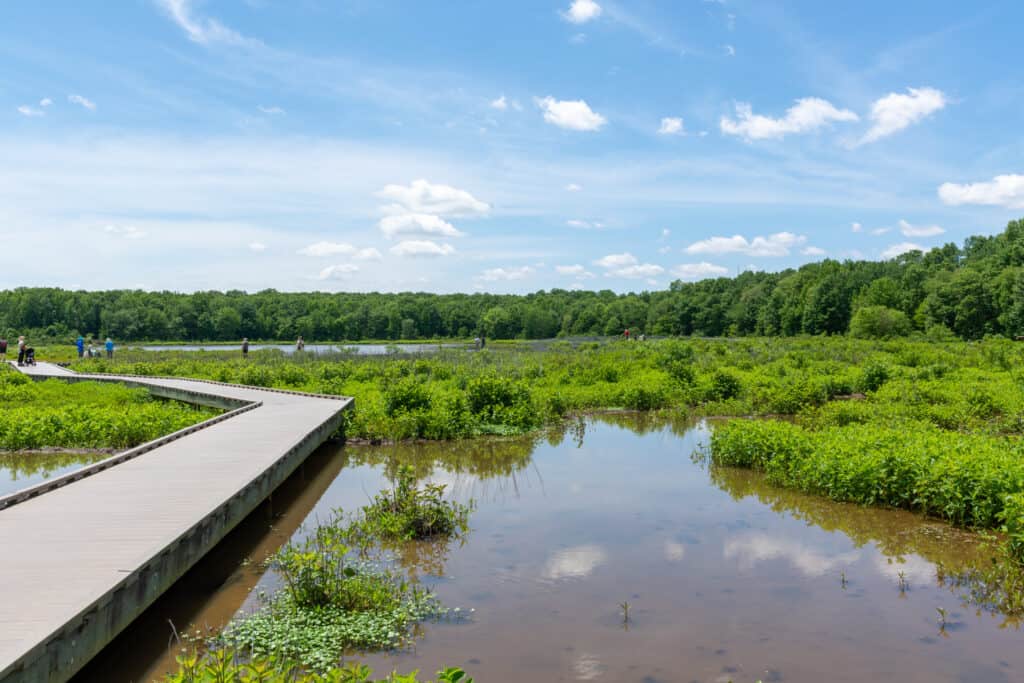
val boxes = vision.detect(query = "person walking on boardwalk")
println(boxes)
[242,337,249,358]
[75,335,84,358]
[105,337,114,359]
[17,336,26,365]
[0,337,7,361]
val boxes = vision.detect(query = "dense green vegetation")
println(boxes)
[4,218,1024,342]
[72,335,1024,442]
[220,474,470,672]
[0,368,218,451]
[166,649,473,683]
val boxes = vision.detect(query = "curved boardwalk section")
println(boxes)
[0,363,353,682]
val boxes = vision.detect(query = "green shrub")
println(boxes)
[849,305,912,339]
[857,361,891,392]
[383,378,432,416]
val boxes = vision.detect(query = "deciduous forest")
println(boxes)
[4,218,1022,342]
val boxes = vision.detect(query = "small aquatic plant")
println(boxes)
[619,601,631,625]
[349,465,471,543]
[165,648,473,682]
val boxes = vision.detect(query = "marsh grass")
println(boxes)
[165,648,473,682]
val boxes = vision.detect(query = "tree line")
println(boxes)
[3,218,1023,343]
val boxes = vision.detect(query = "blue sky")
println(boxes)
[2,0,1022,293]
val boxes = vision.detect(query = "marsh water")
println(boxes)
[0,451,109,497]
[74,415,1023,683]
[138,343,462,355]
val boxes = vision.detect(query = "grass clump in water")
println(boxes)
[166,647,473,682]
[219,472,471,672]
[349,465,472,543]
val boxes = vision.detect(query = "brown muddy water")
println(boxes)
[73,415,1022,683]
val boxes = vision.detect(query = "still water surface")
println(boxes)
[75,415,1022,682]
[0,451,108,497]
[139,343,460,355]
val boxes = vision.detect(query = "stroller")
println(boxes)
[23,347,36,366]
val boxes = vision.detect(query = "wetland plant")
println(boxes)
[619,601,631,625]
[349,465,472,543]
[165,648,473,682]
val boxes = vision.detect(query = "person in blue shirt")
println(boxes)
[105,337,114,359]
[76,335,84,358]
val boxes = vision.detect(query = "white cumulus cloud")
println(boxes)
[938,174,1024,209]
[595,253,637,269]
[859,87,946,145]
[562,0,602,24]
[565,183,583,192]
[377,179,489,216]
[390,240,455,257]
[801,246,827,256]
[658,117,685,135]
[851,222,863,233]
[317,263,360,280]
[248,242,267,252]
[39,98,52,107]
[685,232,806,257]
[490,95,508,110]
[881,242,924,259]
[379,213,464,239]
[68,94,96,110]
[594,253,663,278]
[478,266,535,282]
[672,262,728,280]
[898,219,944,237]
[721,98,858,140]
[536,96,607,131]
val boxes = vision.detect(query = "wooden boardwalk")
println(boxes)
[0,363,353,682]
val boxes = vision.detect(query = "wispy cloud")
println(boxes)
[17,105,45,117]
[556,264,596,278]
[478,266,535,282]
[881,242,924,259]
[257,105,285,114]
[68,94,96,110]
[898,219,944,237]
[721,98,858,141]
[156,0,254,46]
[390,240,455,257]
[672,262,728,280]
